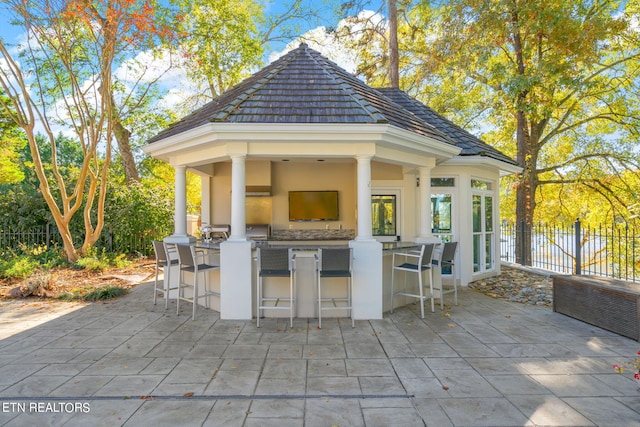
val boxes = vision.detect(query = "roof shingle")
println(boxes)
[147,44,516,167]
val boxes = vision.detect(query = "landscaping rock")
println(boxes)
[468,265,553,306]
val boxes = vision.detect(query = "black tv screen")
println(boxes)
[289,191,339,221]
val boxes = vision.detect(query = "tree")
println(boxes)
[0,92,25,184]
[339,0,640,265]
[61,0,179,185]
[419,0,640,264]
[0,0,177,261]
[176,0,330,107]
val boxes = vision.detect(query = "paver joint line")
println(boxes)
[0,394,415,401]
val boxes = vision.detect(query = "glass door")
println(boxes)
[472,180,495,273]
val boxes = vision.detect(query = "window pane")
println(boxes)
[431,194,452,234]
[472,195,482,232]
[485,196,493,232]
[371,195,396,236]
[485,234,493,269]
[471,179,492,190]
[431,177,455,187]
[473,235,481,272]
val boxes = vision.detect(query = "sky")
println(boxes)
[0,1,385,139]
[0,1,383,112]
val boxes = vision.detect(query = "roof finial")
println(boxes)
[299,42,308,49]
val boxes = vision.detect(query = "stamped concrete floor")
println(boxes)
[0,282,639,426]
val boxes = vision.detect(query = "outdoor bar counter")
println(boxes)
[179,239,422,319]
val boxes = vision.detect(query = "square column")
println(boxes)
[220,240,252,319]
[350,240,383,319]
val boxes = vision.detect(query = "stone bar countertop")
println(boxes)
[270,229,355,241]
[195,239,421,252]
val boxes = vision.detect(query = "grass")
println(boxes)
[57,285,129,301]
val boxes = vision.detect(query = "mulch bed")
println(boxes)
[0,259,156,300]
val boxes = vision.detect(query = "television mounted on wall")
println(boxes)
[288,191,339,221]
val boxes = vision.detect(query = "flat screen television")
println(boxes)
[289,191,339,221]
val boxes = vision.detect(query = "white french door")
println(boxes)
[472,181,495,273]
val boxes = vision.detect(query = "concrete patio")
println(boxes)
[1,281,639,426]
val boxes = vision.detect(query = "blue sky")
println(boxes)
[0,1,373,56]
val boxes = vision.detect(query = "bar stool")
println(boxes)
[175,244,220,320]
[316,247,354,329]
[432,241,458,309]
[256,247,296,328]
[152,240,179,309]
[390,243,436,318]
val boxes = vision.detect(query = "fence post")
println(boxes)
[574,218,581,275]
[46,222,50,248]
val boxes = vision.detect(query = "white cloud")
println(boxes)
[268,10,385,76]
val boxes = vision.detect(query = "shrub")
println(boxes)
[1,255,39,279]
[82,286,128,301]
[74,249,110,271]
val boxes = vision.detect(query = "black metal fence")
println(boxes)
[0,222,173,256]
[500,219,639,282]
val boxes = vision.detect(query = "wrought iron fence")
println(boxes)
[500,219,639,282]
[0,222,173,256]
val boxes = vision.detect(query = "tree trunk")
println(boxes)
[515,110,535,265]
[388,0,399,88]
[113,119,139,185]
[110,94,139,185]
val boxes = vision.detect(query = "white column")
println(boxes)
[165,165,194,244]
[418,165,434,240]
[356,155,374,241]
[174,165,188,237]
[229,154,247,241]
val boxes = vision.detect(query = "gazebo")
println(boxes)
[143,43,519,320]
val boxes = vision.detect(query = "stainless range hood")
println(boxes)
[246,185,272,196]
[246,161,271,196]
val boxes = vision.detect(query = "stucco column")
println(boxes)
[174,165,188,237]
[356,155,374,241]
[229,154,247,241]
[418,165,434,240]
[164,165,195,245]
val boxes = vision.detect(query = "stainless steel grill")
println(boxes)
[246,224,270,240]
[201,224,229,241]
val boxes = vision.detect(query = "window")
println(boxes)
[431,193,452,240]
[431,177,455,187]
[371,195,396,237]
[471,179,492,190]
[431,177,455,243]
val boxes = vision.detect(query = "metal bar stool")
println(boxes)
[152,240,179,309]
[432,241,459,309]
[316,247,354,329]
[256,247,296,328]
[390,243,436,318]
[175,244,220,320]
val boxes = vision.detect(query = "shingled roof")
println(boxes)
[148,43,453,145]
[148,44,516,167]
[375,88,517,165]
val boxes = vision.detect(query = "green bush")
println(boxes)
[25,245,67,269]
[73,248,111,271]
[104,181,174,256]
[0,255,39,279]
